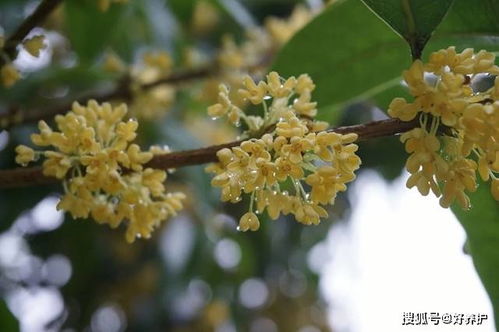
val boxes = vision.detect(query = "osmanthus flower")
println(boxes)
[15,100,185,243]
[101,51,176,120]
[388,47,499,209]
[0,63,20,88]
[1,34,46,88]
[198,4,320,108]
[23,35,46,57]
[207,72,361,231]
[264,5,317,48]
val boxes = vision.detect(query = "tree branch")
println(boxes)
[1,0,64,65]
[0,52,274,129]
[0,118,418,189]
[0,66,217,129]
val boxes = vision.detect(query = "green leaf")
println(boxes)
[272,0,409,119]
[452,182,499,330]
[361,0,454,59]
[64,0,127,63]
[167,0,198,25]
[273,0,499,116]
[0,300,18,331]
[423,0,499,51]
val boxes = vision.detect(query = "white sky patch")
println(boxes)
[321,171,494,332]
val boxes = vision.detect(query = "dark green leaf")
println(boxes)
[361,0,454,58]
[452,181,499,330]
[273,0,409,119]
[64,0,127,63]
[273,0,499,115]
[0,300,18,332]
[167,0,197,25]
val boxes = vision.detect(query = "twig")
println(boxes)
[0,118,418,189]
[0,66,217,129]
[141,66,214,90]
[1,0,64,65]
[0,52,273,129]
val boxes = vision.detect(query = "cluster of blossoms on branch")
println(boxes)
[199,5,317,109]
[103,50,176,120]
[1,34,46,87]
[15,100,185,242]
[97,2,315,123]
[207,72,361,231]
[389,47,499,208]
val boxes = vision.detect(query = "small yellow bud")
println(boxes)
[97,0,110,11]
[23,35,46,57]
[143,51,172,73]
[103,53,126,73]
[1,64,20,88]
[15,145,36,166]
[238,212,260,231]
[191,0,219,35]
[208,104,226,118]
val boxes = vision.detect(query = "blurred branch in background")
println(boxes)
[0,117,418,189]
[0,56,275,129]
[0,66,215,129]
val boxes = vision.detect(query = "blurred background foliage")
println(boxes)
[0,0,498,331]
[0,0,337,331]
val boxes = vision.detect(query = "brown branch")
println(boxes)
[0,51,273,129]
[0,118,418,189]
[0,166,54,188]
[0,66,217,129]
[141,66,215,90]
[1,0,63,65]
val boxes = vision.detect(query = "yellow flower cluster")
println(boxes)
[389,47,499,208]
[1,34,46,88]
[200,5,318,108]
[191,0,220,36]
[265,5,315,47]
[15,100,185,242]
[102,51,176,120]
[220,5,315,71]
[207,72,361,231]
